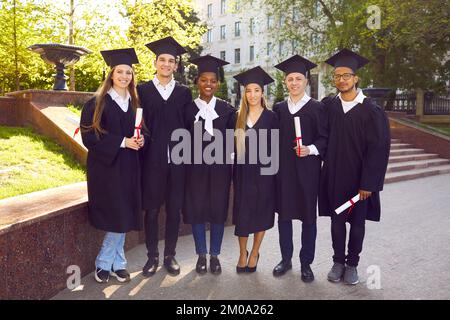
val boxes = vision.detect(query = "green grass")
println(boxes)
[67,103,83,117]
[400,118,450,137]
[0,125,86,200]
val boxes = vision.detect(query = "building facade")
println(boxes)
[193,0,328,107]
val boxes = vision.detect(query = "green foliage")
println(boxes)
[273,71,286,104]
[216,67,230,101]
[123,0,207,84]
[0,0,206,94]
[259,0,450,92]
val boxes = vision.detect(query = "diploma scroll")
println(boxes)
[134,108,143,139]
[294,116,302,156]
[335,194,360,215]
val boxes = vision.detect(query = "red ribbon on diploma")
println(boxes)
[73,127,80,138]
[134,121,142,139]
[347,198,356,215]
[294,137,302,157]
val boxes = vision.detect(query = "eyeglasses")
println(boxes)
[332,73,355,81]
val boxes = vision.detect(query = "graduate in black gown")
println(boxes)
[272,55,328,282]
[232,67,278,273]
[80,48,145,284]
[183,55,235,275]
[319,49,390,285]
[138,37,193,277]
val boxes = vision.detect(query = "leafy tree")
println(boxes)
[257,0,449,92]
[122,0,207,84]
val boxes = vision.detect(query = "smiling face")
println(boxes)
[154,53,178,78]
[245,83,263,107]
[197,72,219,100]
[285,72,308,97]
[111,64,133,90]
[333,66,359,93]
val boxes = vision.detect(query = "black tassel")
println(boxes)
[218,66,225,82]
[177,56,184,74]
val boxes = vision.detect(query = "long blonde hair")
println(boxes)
[235,85,268,158]
[82,66,141,138]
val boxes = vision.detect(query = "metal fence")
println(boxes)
[424,94,450,115]
[382,92,417,114]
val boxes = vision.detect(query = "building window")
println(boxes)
[207,3,212,18]
[220,51,226,61]
[249,45,254,62]
[235,21,241,37]
[207,29,212,43]
[292,7,299,22]
[235,48,241,64]
[234,0,241,11]
[278,41,284,57]
[249,18,255,35]
[220,25,226,40]
[221,0,226,14]
[266,14,273,29]
[266,42,272,57]
[291,39,297,54]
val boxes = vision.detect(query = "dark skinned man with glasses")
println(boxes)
[319,49,390,285]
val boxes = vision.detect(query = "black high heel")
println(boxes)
[236,250,248,273]
[246,253,260,273]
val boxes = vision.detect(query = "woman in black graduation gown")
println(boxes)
[272,55,328,282]
[232,67,278,273]
[183,55,235,275]
[80,48,145,284]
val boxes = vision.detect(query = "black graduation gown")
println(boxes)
[318,96,390,222]
[233,109,278,236]
[137,81,192,211]
[183,98,235,224]
[80,96,142,233]
[273,99,328,224]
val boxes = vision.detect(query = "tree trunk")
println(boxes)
[13,0,20,91]
[69,0,75,91]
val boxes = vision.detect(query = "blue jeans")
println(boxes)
[95,232,127,271]
[192,223,225,256]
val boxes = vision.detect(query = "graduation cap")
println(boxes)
[233,66,274,89]
[324,48,369,72]
[190,55,229,81]
[100,48,139,67]
[145,36,187,58]
[274,55,317,77]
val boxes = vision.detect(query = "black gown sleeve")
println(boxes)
[360,104,391,191]
[182,87,193,129]
[312,102,328,158]
[80,99,124,166]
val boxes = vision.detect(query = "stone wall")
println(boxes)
[0,182,211,300]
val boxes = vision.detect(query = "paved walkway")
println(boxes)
[53,174,450,300]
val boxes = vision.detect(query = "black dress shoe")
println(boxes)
[301,264,315,283]
[210,256,222,275]
[236,250,248,274]
[196,256,207,275]
[164,256,180,275]
[142,257,159,277]
[273,260,292,277]
[246,253,260,273]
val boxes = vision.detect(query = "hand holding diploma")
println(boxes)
[126,108,145,150]
[335,190,372,215]
[359,189,372,200]
[335,194,360,215]
[293,116,303,157]
[293,145,310,157]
